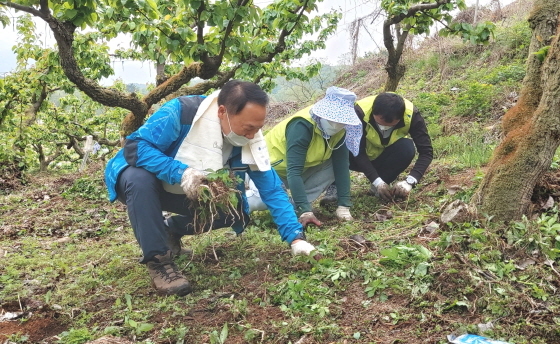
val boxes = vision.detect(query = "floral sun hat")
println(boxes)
[311,86,362,156]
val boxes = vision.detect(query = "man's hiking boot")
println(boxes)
[164,218,193,258]
[146,251,192,296]
[319,184,338,206]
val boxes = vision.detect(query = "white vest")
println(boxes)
[163,91,271,194]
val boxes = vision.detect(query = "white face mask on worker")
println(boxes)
[224,113,251,147]
[320,118,345,136]
[377,123,394,131]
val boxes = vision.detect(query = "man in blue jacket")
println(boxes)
[105,80,315,296]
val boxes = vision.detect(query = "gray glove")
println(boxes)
[393,182,411,199]
[393,176,417,200]
[371,178,393,202]
[298,212,322,228]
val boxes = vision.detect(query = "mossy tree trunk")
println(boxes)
[472,0,560,220]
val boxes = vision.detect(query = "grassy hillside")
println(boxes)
[2,1,560,344]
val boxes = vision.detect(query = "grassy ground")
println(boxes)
[1,161,559,344]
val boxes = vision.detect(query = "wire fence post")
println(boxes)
[79,135,94,172]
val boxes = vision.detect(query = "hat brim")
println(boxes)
[312,98,361,126]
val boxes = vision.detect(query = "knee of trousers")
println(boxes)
[117,167,162,199]
[393,138,416,164]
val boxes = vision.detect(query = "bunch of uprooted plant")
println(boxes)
[190,169,244,244]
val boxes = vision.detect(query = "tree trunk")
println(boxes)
[156,62,167,86]
[471,0,560,220]
[36,144,49,172]
[501,0,554,135]
[384,60,406,92]
[36,143,65,172]
[23,83,48,127]
[382,20,408,92]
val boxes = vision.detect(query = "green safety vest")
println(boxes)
[356,95,414,160]
[265,106,346,177]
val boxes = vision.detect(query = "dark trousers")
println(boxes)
[350,138,415,184]
[116,166,247,261]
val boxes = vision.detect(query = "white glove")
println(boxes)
[335,206,353,221]
[291,240,316,256]
[180,168,208,201]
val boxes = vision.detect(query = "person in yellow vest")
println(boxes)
[247,87,362,227]
[344,92,433,201]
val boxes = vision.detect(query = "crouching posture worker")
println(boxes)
[104,80,316,296]
[247,86,362,228]
[350,92,433,201]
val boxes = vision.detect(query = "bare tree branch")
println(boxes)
[217,0,250,61]
[2,1,44,18]
[66,125,120,147]
[395,25,410,57]
[143,63,202,106]
[41,15,149,116]
[167,68,238,99]
[196,2,205,45]
[23,82,48,127]
[386,0,452,26]
[39,0,49,16]
[0,99,14,127]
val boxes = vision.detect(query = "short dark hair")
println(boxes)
[218,80,268,115]
[372,93,405,123]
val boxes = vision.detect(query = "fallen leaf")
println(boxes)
[542,196,554,210]
[515,258,536,270]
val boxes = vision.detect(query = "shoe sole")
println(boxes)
[152,281,193,297]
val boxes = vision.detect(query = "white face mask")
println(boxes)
[320,118,345,136]
[224,113,251,147]
[377,124,394,131]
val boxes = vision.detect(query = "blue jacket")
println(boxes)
[105,96,304,244]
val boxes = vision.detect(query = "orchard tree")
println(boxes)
[1,69,125,171]
[0,0,340,135]
[350,0,495,91]
[471,0,560,220]
[0,15,123,171]
[29,90,125,171]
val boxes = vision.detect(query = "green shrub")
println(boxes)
[57,328,93,344]
[550,147,560,170]
[451,82,495,117]
[409,53,440,78]
[414,92,452,120]
[62,176,106,200]
[483,63,526,85]
[494,20,531,59]
[433,125,495,168]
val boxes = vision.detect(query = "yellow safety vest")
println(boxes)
[356,95,414,160]
[265,106,346,177]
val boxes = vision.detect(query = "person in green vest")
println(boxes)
[323,92,433,203]
[247,86,363,227]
